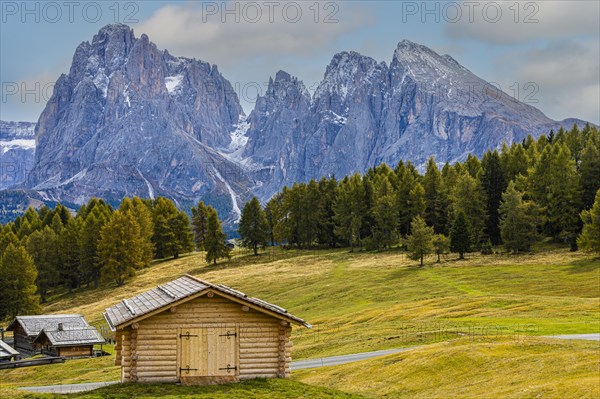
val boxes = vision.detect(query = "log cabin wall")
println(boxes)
[12,325,35,352]
[117,294,293,383]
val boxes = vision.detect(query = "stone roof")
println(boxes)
[6,315,90,336]
[104,275,311,330]
[33,327,105,347]
[0,340,19,359]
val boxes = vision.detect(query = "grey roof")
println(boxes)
[0,340,19,359]
[6,315,90,336]
[103,275,312,330]
[33,327,105,347]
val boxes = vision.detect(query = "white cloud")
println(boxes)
[135,2,373,67]
[494,39,599,123]
[445,1,599,44]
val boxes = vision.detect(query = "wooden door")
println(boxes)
[179,327,237,378]
[208,327,237,376]
[179,328,208,377]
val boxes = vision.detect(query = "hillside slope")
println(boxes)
[38,248,599,359]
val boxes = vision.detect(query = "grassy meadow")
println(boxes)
[1,246,598,398]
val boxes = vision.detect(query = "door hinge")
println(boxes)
[218,331,237,338]
[218,364,237,373]
[180,332,198,339]
[180,367,198,374]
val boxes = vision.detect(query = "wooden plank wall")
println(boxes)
[58,345,93,358]
[117,294,294,383]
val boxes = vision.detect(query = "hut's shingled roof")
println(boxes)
[103,275,311,330]
[33,327,105,347]
[6,315,90,336]
[0,340,19,359]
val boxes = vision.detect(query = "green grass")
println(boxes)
[293,337,600,399]
[1,247,598,397]
[0,379,369,399]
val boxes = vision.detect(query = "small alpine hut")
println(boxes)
[103,275,311,385]
[6,314,102,357]
[0,340,20,362]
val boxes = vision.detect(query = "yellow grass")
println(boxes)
[293,337,600,399]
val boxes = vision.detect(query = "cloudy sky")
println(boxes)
[1,0,598,123]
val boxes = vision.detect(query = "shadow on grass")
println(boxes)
[564,257,600,274]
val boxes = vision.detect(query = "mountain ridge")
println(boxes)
[1,24,593,223]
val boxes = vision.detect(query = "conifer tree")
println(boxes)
[499,181,538,253]
[481,150,507,244]
[316,177,338,247]
[423,157,447,234]
[120,197,154,265]
[152,197,193,259]
[0,243,41,319]
[205,208,231,265]
[334,174,366,251]
[450,211,471,259]
[433,234,450,263]
[238,197,269,255]
[0,228,19,255]
[191,201,209,250]
[396,162,421,235]
[528,142,580,243]
[98,210,144,286]
[578,189,600,256]
[59,219,82,291]
[79,203,112,288]
[406,216,434,267]
[26,227,59,302]
[579,132,600,210]
[372,175,398,249]
[452,173,487,246]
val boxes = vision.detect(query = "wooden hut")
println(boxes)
[33,325,105,358]
[0,340,20,362]
[103,275,311,385]
[5,314,94,354]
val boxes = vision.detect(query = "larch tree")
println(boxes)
[334,174,367,251]
[26,227,59,303]
[433,234,450,263]
[120,197,154,265]
[450,211,471,259]
[528,142,581,243]
[372,175,398,249]
[205,208,231,265]
[191,201,209,251]
[98,210,144,286]
[579,132,600,210]
[499,181,539,253]
[238,197,269,255]
[578,189,600,256]
[152,197,193,259]
[0,243,41,320]
[452,172,487,247]
[480,150,507,245]
[423,157,448,234]
[406,216,434,267]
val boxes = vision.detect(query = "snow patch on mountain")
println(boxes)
[0,139,36,155]
[165,75,184,94]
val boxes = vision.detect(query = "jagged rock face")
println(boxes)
[0,121,36,190]
[242,40,587,200]
[16,25,592,223]
[26,24,246,220]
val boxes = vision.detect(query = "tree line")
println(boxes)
[237,124,600,261]
[1,124,599,320]
[0,196,232,320]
